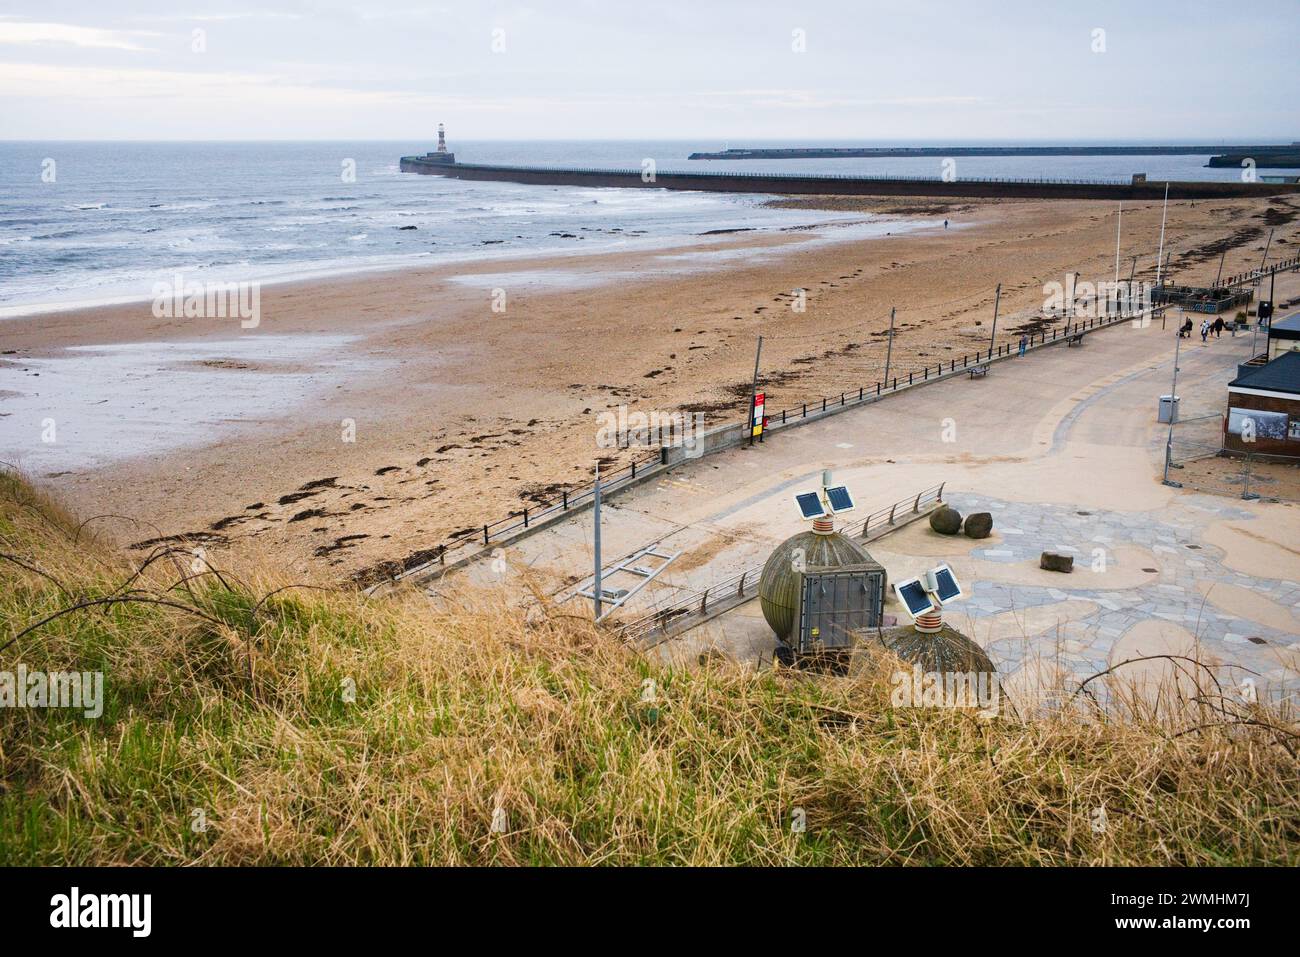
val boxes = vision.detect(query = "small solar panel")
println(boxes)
[795,492,827,520]
[896,579,935,618]
[933,565,962,603]
[825,485,855,513]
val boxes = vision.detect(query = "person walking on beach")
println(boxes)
[944,219,949,229]
[1018,334,1028,357]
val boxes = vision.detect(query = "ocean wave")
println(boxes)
[3,142,886,314]
[147,202,219,212]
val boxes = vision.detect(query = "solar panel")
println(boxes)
[933,565,962,603]
[795,492,827,520]
[895,579,935,618]
[825,485,855,513]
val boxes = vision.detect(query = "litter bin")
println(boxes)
[1158,394,1180,424]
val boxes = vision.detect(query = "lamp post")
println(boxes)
[883,306,896,386]
[1162,314,1183,487]
[1154,182,1169,292]
[592,462,603,620]
[747,335,763,446]
[1114,201,1122,284]
[988,284,1001,356]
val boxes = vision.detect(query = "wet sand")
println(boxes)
[2,192,1296,580]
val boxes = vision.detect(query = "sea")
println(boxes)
[2,139,1295,317]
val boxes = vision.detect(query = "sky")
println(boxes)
[1,0,1298,141]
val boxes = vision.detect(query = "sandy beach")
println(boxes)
[2,192,1296,580]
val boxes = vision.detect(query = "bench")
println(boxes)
[1066,332,1086,346]
[968,364,989,379]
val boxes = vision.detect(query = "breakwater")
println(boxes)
[688,144,1300,163]
[398,158,1300,200]
[1207,150,1300,169]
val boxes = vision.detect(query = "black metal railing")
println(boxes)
[762,304,1161,430]
[1223,255,1300,290]
[616,483,946,645]
[389,446,663,582]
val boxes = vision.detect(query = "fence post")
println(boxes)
[563,490,568,509]
[483,525,489,545]
[523,508,529,529]
[913,490,922,512]
[888,504,897,524]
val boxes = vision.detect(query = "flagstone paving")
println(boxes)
[940,491,1299,701]
[462,284,1300,706]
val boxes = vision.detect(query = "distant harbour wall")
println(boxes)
[398,158,1300,200]
[686,144,1300,166]
[1206,151,1300,168]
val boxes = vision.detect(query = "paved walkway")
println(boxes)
[453,273,1300,706]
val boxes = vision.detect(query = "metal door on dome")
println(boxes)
[796,565,885,654]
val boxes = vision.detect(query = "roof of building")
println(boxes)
[1229,349,1300,394]
[1270,312,1300,338]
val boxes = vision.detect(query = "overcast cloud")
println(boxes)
[1,0,1297,140]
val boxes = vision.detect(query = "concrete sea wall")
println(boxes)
[399,158,1300,201]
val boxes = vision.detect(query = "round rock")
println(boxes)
[963,512,993,539]
[929,505,963,535]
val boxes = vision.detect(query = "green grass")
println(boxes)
[0,468,1297,865]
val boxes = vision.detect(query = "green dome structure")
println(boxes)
[876,622,997,675]
[758,529,880,642]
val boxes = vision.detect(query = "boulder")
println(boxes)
[1040,551,1074,573]
[929,505,963,535]
[963,512,993,539]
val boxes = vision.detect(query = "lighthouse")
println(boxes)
[417,123,455,165]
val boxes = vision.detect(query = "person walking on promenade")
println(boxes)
[1213,316,1224,338]
[1200,319,1210,343]
[1018,334,1028,357]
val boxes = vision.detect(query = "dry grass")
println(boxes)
[0,467,1297,865]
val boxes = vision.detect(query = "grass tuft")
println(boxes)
[0,468,1296,865]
